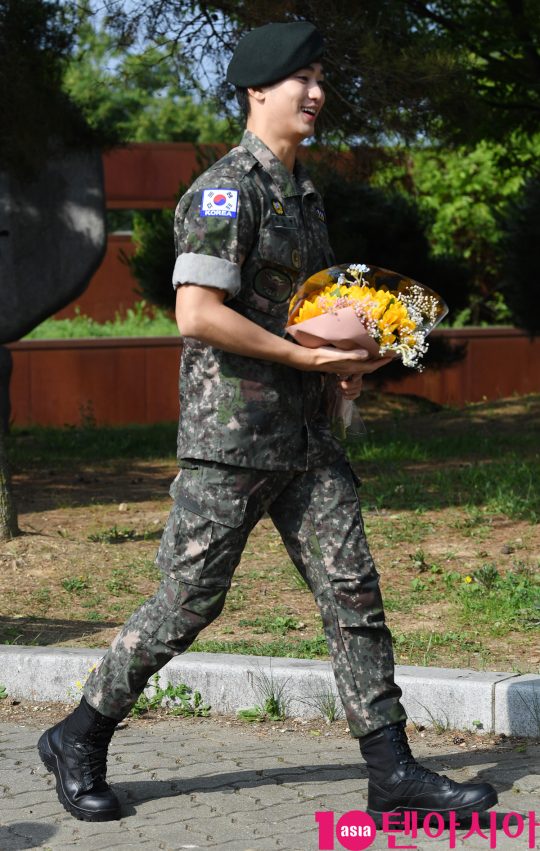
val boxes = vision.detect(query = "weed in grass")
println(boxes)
[225,586,246,612]
[238,614,302,635]
[454,506,492,535]
[409,550,428,571]
[127,558,160,580]
[88,526,136,544]
[61,577,89,594]
[106,569,134,596]
[130,673,210,718]
[393,630,482,663]
[414,699,451,734]
[299,678,344,723]
[442,570,462,588]
[472,563,500,590]
[80,595,104,609]
[1,627,24,645]
[1,628,41,646]
[86,611,103,622]
[238,665,290,723]
[191,634,328,659]
[456,565,540,634]
[0,685,7,699]
[31,587,51,607]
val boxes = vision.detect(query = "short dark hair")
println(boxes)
[235,87,250,121]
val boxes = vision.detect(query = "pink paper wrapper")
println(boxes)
[286,306,381,357]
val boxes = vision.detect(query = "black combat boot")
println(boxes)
[37,695,121,821]
[359,721,498,825]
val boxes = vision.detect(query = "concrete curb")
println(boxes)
[0,645,539,737]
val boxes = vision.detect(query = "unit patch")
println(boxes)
[200,189,239,218]
[253,268,293,303]
[315,207,326,223]
[272,200,284,215]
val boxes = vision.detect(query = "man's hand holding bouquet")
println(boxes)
[286,263,448,437]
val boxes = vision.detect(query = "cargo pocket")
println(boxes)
[159,465,258,588]
[170,465,249,528]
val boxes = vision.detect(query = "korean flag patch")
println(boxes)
[200,189,239,218]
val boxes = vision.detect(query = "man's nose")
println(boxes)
[309,82,324,101]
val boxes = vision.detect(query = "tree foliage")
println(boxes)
[499,177,540,335]
[64,20,238,143]
[0,0,103,176]
[370,134,540,324]
[98,0,540,146]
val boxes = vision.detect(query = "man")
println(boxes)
[38,21,497,825]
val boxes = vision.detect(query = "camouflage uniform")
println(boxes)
[83,131,407,737]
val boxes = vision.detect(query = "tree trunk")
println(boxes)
[0,427,19,541]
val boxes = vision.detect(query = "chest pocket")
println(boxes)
[258,222,302,274]
[250,223,302,308]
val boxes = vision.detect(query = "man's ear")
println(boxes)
[247,86,266,105]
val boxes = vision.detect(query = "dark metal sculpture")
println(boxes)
[0,148,106,343]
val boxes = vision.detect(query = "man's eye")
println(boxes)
[296,75,308,82]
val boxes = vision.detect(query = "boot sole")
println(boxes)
[37,731,121,822]
[367,788,499,828]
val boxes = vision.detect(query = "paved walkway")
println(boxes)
[1,713,539,851]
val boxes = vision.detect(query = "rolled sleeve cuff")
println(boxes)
[172,253,241,298]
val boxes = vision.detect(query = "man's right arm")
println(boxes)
[176,284,393,377]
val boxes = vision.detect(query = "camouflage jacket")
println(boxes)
[172,130,343,471]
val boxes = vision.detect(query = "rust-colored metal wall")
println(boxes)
[6,329,540,427]
[55,235,137,323]
[53,144,228,323]
[9,338,181,426]
[103,142,227,209]
[376,328,540,406]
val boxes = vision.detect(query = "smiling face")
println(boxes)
[247,62,325,145]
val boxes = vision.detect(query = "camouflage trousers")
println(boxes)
[83,457,407,737]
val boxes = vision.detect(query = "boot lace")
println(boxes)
[77,726,115,787]
[389,724,452,786]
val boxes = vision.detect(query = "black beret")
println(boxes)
[226,21,324,88]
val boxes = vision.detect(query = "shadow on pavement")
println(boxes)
[0,822,57,850]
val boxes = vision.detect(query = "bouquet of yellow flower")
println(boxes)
[288,263,447,367]
[287,263,448,435]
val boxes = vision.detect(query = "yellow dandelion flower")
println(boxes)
[464,575,473,584]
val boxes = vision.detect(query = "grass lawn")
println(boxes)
[1,392,538,674]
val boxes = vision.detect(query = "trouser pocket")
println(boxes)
[156,463,265,588]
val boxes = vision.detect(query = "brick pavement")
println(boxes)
[0,715,539,851]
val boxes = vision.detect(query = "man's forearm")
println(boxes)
[176,284,392,376]
[178,290,309,369]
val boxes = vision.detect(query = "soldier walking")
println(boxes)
[38,21,497,825]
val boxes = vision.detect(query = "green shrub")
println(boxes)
[128,210,178,312]
[25,301,177,339]
[499,177,540,335]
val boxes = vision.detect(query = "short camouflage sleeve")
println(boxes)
[172,177,256,299]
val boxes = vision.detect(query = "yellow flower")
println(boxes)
[75,680,82,689]
[295,299,326,323]
[464,575,473,584]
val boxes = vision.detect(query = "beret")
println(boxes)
[226,21,324,88]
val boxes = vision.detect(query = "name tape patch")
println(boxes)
[200,189,239,218]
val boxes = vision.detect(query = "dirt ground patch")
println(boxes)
[1,393,538,674]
